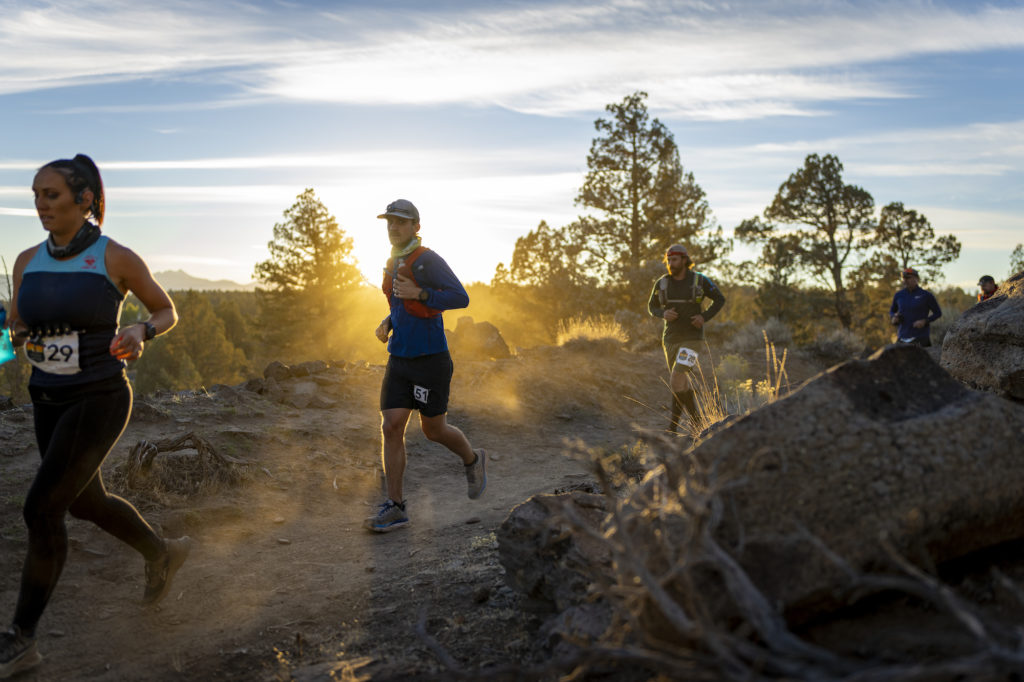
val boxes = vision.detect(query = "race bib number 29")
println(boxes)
[675,346,698,369]
[25,333,82,375]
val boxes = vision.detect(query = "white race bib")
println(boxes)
[25,333,82,375]
[675,346,698,368]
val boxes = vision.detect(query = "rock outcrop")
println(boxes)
[941,270,1024,399]
[447,316,512,360]
[498,344,1024,637]
[247,361,346,408]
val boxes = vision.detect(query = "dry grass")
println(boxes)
[521,435,1024,682]
[555,315,629,346]
[686,331,790,439]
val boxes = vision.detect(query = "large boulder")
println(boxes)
[941,271,1024,400]
[448,316,512,360]
[498,344,1024,635]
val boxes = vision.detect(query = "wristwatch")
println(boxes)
[141,321,157,340]
[418,289,429,303]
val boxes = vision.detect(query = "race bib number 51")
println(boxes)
[675,346,698,369]
[26,333,82,375]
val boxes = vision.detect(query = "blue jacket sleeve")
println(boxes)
[927,292,942,322]
[415,251,469,311]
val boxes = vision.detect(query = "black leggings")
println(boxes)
[13,382,162,636]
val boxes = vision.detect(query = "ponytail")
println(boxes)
[39,153,105,226]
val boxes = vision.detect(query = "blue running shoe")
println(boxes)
[364,499,409,533]
[466,449,487,500]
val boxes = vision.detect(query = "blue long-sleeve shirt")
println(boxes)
[890,287,941,344]
[386,249,469,358]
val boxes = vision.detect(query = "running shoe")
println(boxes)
[143,536,192,605]
[466,449,487,500]
[0,627,41,679]
[364,499,409,533]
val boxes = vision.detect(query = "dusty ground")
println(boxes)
[0,342,694,681]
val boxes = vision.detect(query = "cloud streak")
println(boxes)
[3,1,1023,119]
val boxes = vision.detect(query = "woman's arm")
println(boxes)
[7,246,39,347]
[106,240,177,361]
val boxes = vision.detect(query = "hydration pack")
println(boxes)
[658,272,706,308]
[382,246,441,319]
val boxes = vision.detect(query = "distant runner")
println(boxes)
[1,155,189,679]
[647,244,725,434]
[367,199,486,533]
[977,274,998,303]
[889,267,942,346]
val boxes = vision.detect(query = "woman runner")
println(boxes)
[0,154,190,679]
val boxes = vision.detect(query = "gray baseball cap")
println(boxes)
[377,199,419,222]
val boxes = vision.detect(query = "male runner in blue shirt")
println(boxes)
[366,199,486,532]
[889,267,942,347]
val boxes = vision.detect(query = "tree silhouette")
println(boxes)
[1010,243,1024,278]
[133,291,248,393]
[739,154,874,328]
[253,189,363,358]
[868,202,960,283]
[573,91,726,305]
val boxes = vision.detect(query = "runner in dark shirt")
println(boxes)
[977,275,998,303]
[647,244,725,433]
[889,268,942,347]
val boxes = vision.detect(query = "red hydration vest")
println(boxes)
[381,246,441,318]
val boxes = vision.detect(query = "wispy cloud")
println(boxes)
[686,119,1024,178]
[3,1,1023,119]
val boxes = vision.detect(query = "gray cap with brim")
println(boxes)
[377,199,419,221]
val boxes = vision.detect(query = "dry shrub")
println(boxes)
[805,327,865,366]
[556,315,628,347]
[722,317,794,355]
[111,432,253,506]
[683,332,790,438]
[529,435,1024,681]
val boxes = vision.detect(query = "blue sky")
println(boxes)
[1,0,1022,292]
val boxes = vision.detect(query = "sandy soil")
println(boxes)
[0,344,678,681]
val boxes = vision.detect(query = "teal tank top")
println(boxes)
[17,236,126,387]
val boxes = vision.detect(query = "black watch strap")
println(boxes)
[142,321,157,341]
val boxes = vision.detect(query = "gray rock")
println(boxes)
[497,491,610,613]
[448,316,512,360]
[260,375,284,402]
[292,360,328,377]
[263,361,292,382]
[498,344,1024,637]
[131,399,170,422]
[309,394,338,409]
[284,380,318,409]
[941,270,1024,399]
[242,377,264,393]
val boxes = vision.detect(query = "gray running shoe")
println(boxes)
[0,627,41,679]
[364,499,409,533]
[143,536,192,605]
[466,449,487,500]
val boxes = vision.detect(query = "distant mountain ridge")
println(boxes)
[153,269,257,292]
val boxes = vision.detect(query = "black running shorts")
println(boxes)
[380,351,454,417]
[663,338,708,374]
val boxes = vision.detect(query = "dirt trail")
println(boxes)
[0,345,668,680]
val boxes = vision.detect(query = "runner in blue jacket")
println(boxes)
[889,267,942,347]
[366,199,487,533]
